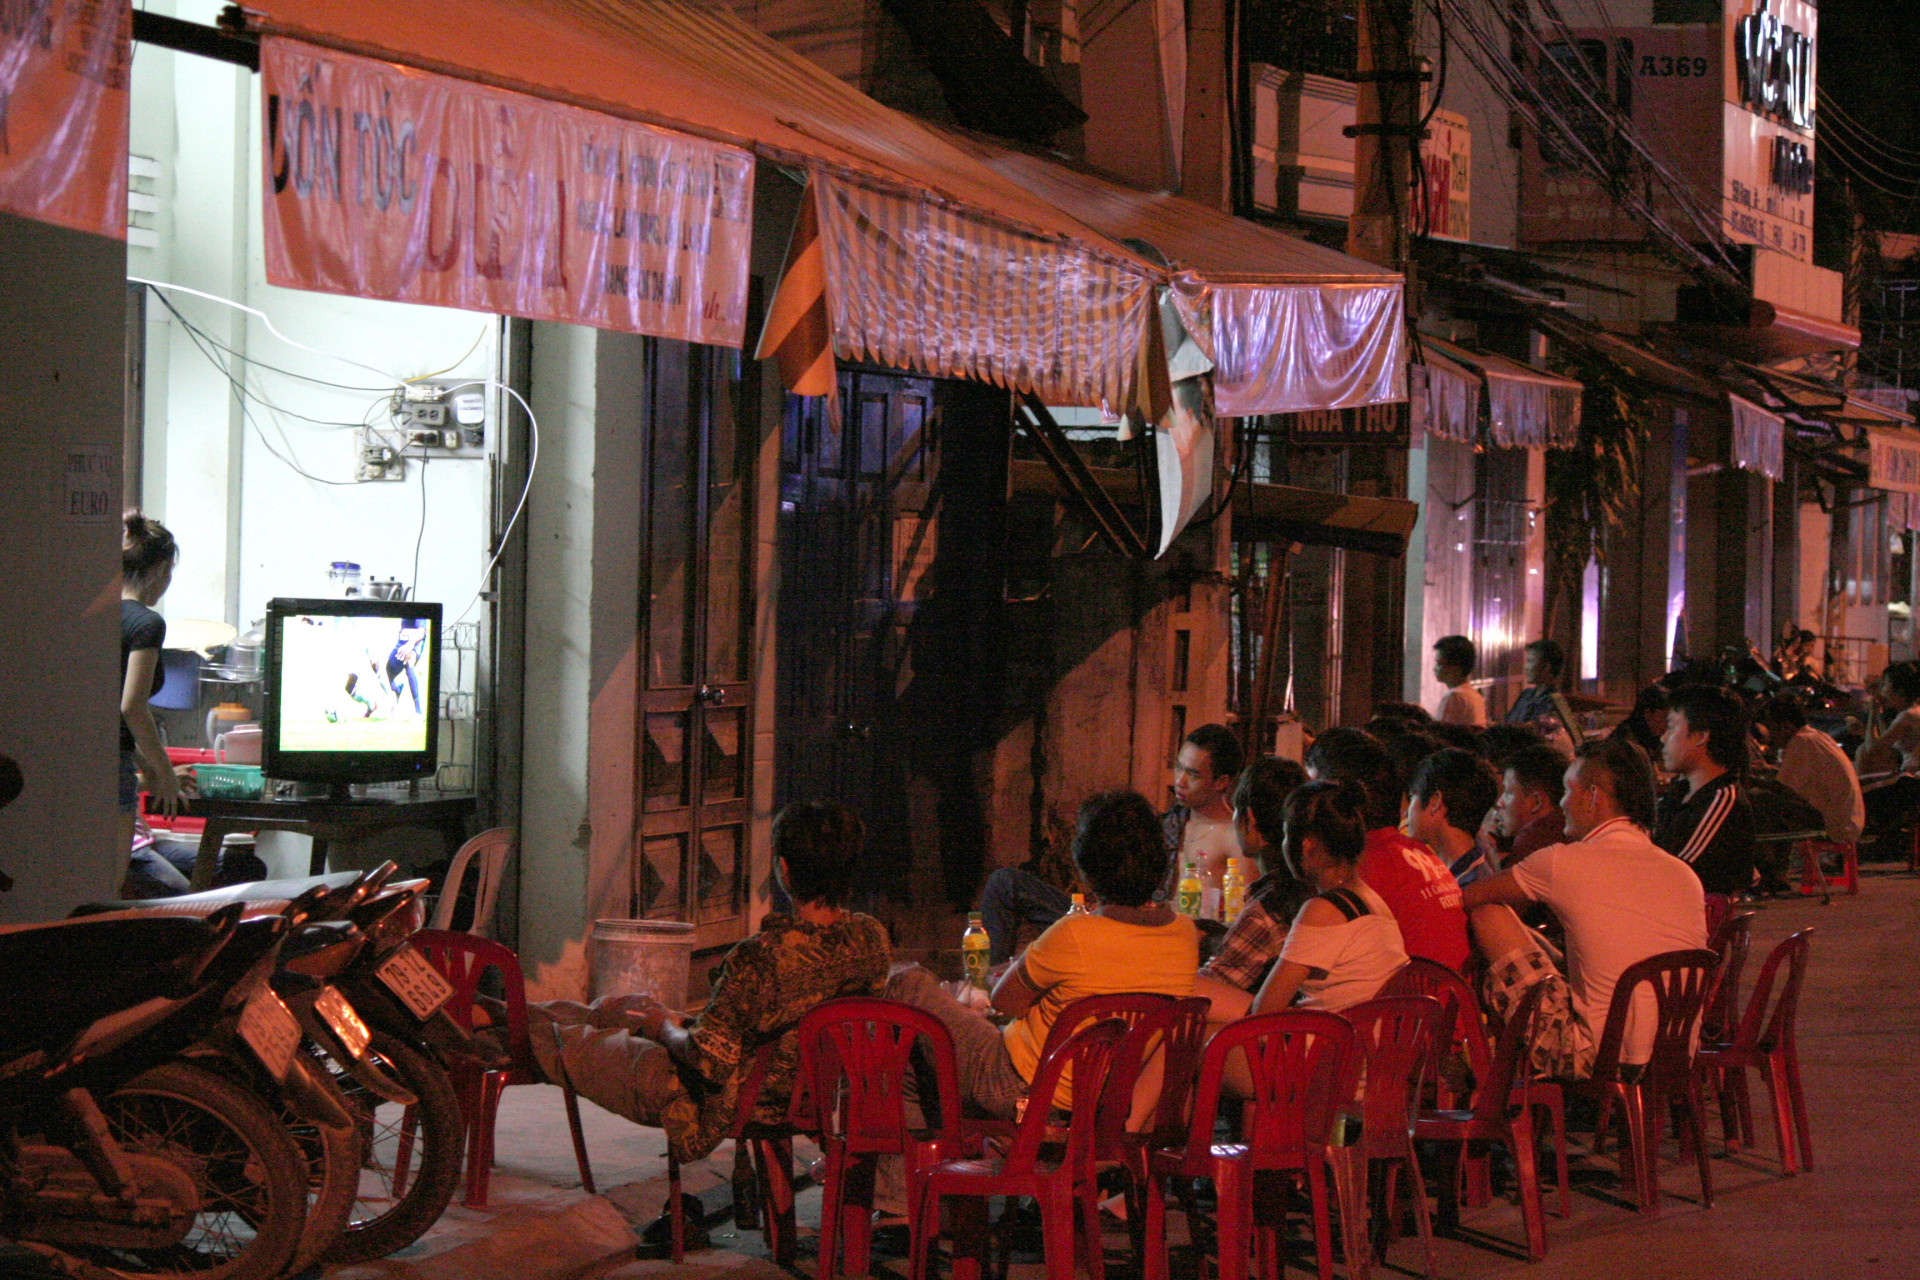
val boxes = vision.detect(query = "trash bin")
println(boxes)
[588,919,696,1007]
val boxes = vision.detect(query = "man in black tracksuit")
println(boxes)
[1653,685,1756,896]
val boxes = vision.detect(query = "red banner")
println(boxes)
[261,39,753,347]
[0,0,129,239]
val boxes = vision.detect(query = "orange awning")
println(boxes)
[235,0,1162,407]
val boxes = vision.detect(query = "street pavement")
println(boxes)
[327,862,1920,1280]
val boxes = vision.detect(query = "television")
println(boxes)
[261,598,443,797]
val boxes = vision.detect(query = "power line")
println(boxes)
[1819,93,1920,161]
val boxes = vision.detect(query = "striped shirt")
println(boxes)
[1652,773,1755,896]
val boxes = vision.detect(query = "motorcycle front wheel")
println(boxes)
[323,1031,465,1265]
[91,1061,309,1280]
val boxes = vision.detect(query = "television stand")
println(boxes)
[185,791,477,889]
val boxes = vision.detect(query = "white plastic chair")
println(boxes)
[431,828,513,937]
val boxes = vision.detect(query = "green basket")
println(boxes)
[193,764,264,800]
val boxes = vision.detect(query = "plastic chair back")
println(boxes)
[1183,1010,1354,1175]
[432,828,514,937]
[412,928,532,1072]
[1703,893,1733,937]
[1589,948,1718,1094]
[798,997,961,1154]
[1702,911,1754,1042]
[1343,996,1444,1157]
[1731,929,1813,1056]
[1474,981,1550,1121]
[1380,956,1491,1099]
[1091,997,1209,1159]
[1004,1019,1128,1176]
[1137,997,1212,1148]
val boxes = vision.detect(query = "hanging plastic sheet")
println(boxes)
[1729,393,1785,481]
[1484,360,1581,449]
[809,173,1159,411]
[259,39,754,345]
[1205,282,1406,416]
[1410,347,1480,444]
[0,0,129,239]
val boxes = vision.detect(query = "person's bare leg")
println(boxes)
[1469,903,1548,967]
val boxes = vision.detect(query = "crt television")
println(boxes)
[262,598,442,796]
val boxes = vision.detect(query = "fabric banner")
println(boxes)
[1410,352,1479,444]
[1729,393,1785,481]
[1207,282,1405,417]
[1869,426,1920,496]
[260,38,752,346]
[810,172,1157,412]
[1486,368,1581,450]
[0,0,129,239]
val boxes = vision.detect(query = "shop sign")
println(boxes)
[1416,110,1471,242]
[0,0,130,239]
[261,40,753,347]
[1732,0,1813,130]
[1278,400,1409,446]
[1870,431,1920,496]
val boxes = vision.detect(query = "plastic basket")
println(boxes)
[192,764,264,800]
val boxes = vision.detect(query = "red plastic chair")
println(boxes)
[662,1040,808,1265]
[409,929,595,1209]
[909,1019,1128,1280]
[1104,998,1211,1272]
[1338,997,1445,1279]
[1143,1010,1356,1280]
[1702,910,1754,1044]
[1703,893,1733,938]
[797,998,964,1280]
[1569,949,1718,1216]
[1797,838,1859,897]
[1379,957,1490,1110]
[1414,981,1567,1260]
[1697,928,1815,1174]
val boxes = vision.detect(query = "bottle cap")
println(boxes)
[968,911,983,922]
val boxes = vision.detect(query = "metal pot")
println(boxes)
[219,620,267,679]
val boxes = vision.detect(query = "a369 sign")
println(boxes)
[1734,0,1814,132]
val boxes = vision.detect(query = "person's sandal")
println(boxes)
[638,1193,708,1253]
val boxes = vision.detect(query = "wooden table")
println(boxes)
[186,792,477,890]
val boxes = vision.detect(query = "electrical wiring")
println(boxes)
[1818,127,1920,197]
[436,378,540,625]
[411,452,429,602]
[142,299,396,393]
[1818,94,1920,161]
[156,297,392,429]
[404,325,491,385]
[130,276,406,387]
[1819,109,1920,179]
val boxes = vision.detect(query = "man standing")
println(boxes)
[976,723,1240,961]
[1462,737,1705,1078]
[1505,640,1565,728]
[1432,635,1488,727]
[1306,729,1471,971]
[1493,743,1570,863]
[1405,748,1503,886]
[1758,695,1863,845]
[1654,685,1757,896]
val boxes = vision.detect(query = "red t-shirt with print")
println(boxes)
[1357,827,1471,972]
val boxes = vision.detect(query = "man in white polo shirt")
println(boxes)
[1461,735,1705,1078]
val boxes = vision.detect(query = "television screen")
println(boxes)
[263,598,442,790]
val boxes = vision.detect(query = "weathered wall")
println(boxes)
[0,213,132,920]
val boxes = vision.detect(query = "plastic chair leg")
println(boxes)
[1400,1146,1436,1279]
[1141,1174,1170,1280]
[1077,1179,1104,1280]
[1536,1089,1571,1220]
[816,1148,845,1280]
[1783,1047,1814,1172]
[462,1074,507,1209]
[561,1083,594,1195]
[1509,1111,1548,1261]
[1682,1084,1714,1206]
[840,1153,875,1280]
[754,1138,798,1268]
[1038,1186,1078,1280]
[1305,1158,1337,1280]
[1212,1159,1251,1280]
[667,1154,685,1263]
[1329,1150,1369,1280]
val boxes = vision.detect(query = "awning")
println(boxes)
[1007,459,1418,557]
[1729,394,1785,481]
[1868,427,1920,496]
[236,0,1163,407]
[947,134,1406,415]
[1420,336,1583,449]
[1410,346,1480,444]
[1665,299,1861,362]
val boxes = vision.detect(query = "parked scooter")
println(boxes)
[0,907,312,1280]
[77,863,472,1265]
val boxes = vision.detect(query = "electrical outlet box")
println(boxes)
[395,378,491,458]
[354,428,406,482]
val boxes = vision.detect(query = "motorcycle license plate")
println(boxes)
[239,987,300,1081]
[377,945,453,1020]
[315,985,372,1060]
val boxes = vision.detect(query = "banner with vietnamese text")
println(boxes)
[261,39,752,346]
[0,0,129,239]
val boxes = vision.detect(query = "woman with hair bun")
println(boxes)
[1248,779,1408,1014]
[118,510,185,859]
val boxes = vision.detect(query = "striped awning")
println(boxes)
[1411,347,1480,444]
[1868,426,1920,496]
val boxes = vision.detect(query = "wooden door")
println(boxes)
[776,370,936,903]
[635,341,758,953]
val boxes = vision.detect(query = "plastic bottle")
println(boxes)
[1064,892,1089,917]
[1176,861,1203,917]
[1220,858,1247,922]
[961,912,992,990]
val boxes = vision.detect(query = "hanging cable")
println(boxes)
[435,379,541,624]
[130,276,408,387]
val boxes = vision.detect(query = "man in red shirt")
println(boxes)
[1305,728,1471,971]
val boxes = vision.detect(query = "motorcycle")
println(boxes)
[0,907,311,1280]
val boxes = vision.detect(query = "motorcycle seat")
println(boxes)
[70,870,368,918]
